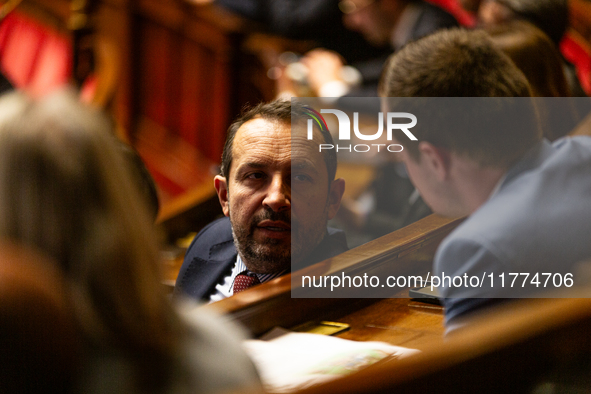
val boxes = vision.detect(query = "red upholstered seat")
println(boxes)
[426,0,477,27]
[0,10,71,96]
[561,31,591,95]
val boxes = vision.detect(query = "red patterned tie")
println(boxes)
[233,271,261,294]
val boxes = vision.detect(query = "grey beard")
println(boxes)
[230,208,292,274]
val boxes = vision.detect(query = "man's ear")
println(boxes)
[327,178,346,220]
[214,175,230,217]
[418,141,451,181]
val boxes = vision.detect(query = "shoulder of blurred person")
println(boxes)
[410,0,461,44]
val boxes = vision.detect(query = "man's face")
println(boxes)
[214,118,343,274]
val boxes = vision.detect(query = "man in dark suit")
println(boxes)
[174,100,348,302]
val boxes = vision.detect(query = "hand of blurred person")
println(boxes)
[301,49,350,97]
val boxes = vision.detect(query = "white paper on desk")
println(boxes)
[242,327,420,393]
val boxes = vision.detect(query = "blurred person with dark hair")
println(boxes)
[485,20,586,141]
[476,0,587,96]
[486,20,570,98]
[381,28,591,331]
[301,0,459,97]
[0,90,261,394]
[478,0,567,45]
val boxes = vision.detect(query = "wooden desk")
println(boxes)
[332,297,444,351]
[297,295,591,394]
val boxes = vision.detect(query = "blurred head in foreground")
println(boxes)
[0,241,79,393]
[485,20,570,97]
[0,89,181,390]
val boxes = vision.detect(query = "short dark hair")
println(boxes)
[220,99,337,181]
[380,28,541,168]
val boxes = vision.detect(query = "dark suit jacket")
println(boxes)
[174,217,349,301]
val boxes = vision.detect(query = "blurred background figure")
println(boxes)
[0,241,79,394]
[300,0,459,97]
[478,0,567,44]
[0,90,261,394]
[215,0,390,64]
[214,0,458,98]
[476,0,587,96]
[486,20,571,98]
[117,140,161,221]
[485,20,586,141]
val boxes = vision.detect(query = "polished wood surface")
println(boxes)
[333,297,444,351]
[296,295,591,394]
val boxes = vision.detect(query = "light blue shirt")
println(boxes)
[434,137,591,328]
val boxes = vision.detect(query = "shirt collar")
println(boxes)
[235,255,287,284]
